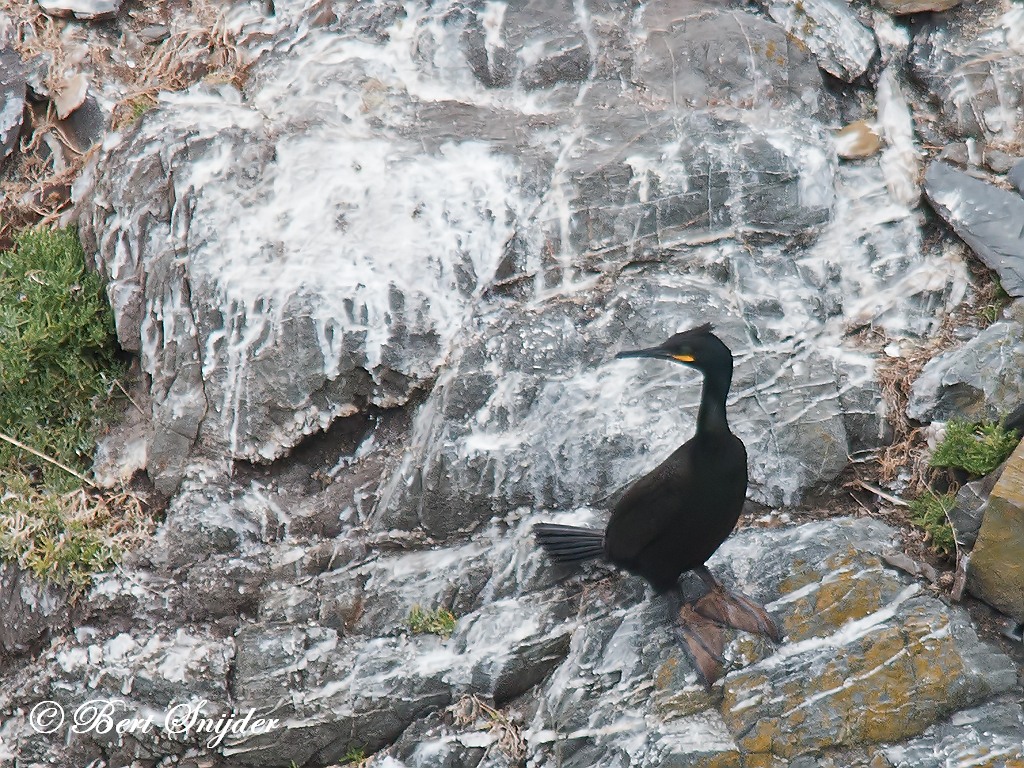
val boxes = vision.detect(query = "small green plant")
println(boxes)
[908,490,957,555]
[977,283,1010,326]
[930,419,1020,477]
[407,605,457,637]
[341,746,366,765]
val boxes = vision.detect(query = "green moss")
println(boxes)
[407,605,457,637]
[0,227,121,489]
[930,419,1020,477]
[908,491,956,555]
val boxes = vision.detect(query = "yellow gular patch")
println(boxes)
[672,354,695,362]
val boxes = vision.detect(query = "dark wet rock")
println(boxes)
[909,7,1024,142]
[60,93,107,151]
[145,479,280,571]
[36,0,121,20]
[969,440,1024,622]
[907,319,1024,423]
[924,160,1024,297]
[764,0,877,82]
[374,294,854,537]
[937,142,971,166]
[0,621,234,764]
[180,553,271,621]
[4,507,1023,768]
[0,564,71,661]
[519,517,1021,767]
[0,45,26,168]
[223,592,574,766]
[82,45,838,498]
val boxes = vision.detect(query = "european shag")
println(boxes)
[534,323,780,685]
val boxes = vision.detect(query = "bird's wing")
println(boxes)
[604,446,692,563]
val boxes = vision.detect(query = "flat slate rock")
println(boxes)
[36,0,121,20]
[924,160,1024,297]
[907,318,1024,423]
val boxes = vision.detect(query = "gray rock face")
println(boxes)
[3,515,1019,767]
[950,468,1002,550]
[910,6,1024,141]
[0,564,70,661]
[907,319,1024,423]
[1008,158,1024,194]
[634,3,828,114]
[80,0,927,500]
[766,0,877,82]
[7,1,1020,766]
[0,44,26,168]
[924,160,1024,297]
[883,698,1024,767]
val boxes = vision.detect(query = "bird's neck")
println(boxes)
[696,372,731,436]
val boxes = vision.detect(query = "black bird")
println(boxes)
[534,323,780,685]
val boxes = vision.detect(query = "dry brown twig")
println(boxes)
[450,694,527,763]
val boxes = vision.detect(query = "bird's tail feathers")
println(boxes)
[533,523,605,563]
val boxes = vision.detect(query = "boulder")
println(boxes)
[907,319,1024,423]
[968,439,1024,622]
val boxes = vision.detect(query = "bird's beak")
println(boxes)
[615,347,695,363]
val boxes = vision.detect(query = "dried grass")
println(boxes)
[450,694,527,764]
[0,0,250,241]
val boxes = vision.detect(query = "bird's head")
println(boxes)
[615,323,733,378]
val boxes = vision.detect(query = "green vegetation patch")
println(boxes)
[0,227,121,488]
[930,419,1020,477]
[908,490,956,556]
[341,746,366,765]
[0,475,149,590]
[0,227,148,591]
[407,605,457,637]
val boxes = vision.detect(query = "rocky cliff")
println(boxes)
[1,0,1023,766]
